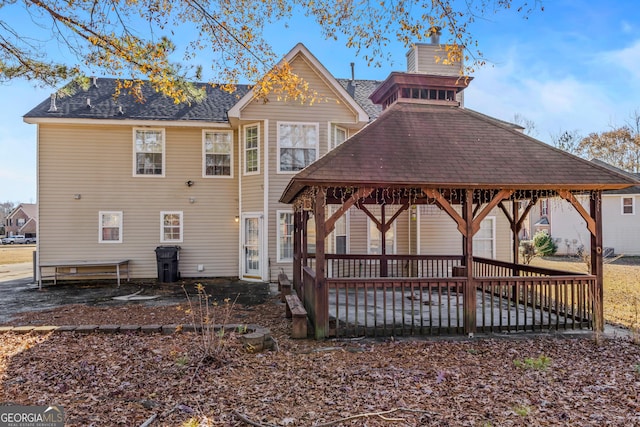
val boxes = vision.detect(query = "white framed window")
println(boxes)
[203,130,233,177]
[244,124,260,175]
[474,217,496,259]
[368,215,396,255]
[277,211,294,262]
[277,122,318,172]
[622,196,635,215]
[160,211,183,243]
[17,218,25,227]
[134,128,165,176]
[540,199,548,216]
[99,211,123,243]
[330,124,347,151]
[330,206,349,254]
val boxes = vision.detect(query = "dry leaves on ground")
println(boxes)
[1,295,640,426]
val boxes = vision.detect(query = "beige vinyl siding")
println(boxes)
[38,124,239,279]
[406,44,464,105]
[241,54,364,279]
[418,205,462,255]
[409,44,462,76]
[417,204,512,261]
[239,122,265,212]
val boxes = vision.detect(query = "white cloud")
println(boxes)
[597,39,640,80]
[464,44,637,144]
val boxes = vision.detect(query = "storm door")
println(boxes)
[243,214,262,278]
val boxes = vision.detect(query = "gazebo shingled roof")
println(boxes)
[280,102,639,203]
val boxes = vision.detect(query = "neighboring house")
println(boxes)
[4,203,37,238]
[548,159,640,256]
[24,41,520,282]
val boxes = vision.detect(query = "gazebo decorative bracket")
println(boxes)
[471,189,514,235]
[324,187,375,235]
[422,188,467,236]
[557,189,597,236]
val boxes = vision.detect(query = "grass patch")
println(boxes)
[0,245,35,265]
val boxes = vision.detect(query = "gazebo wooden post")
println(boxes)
[314,189,328,339]
[380,204,388,277]
[590,190,604,332]
[462,189,477,334]
[293,208,303,295]
[511,199,520,267]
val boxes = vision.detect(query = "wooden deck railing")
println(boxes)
[473,257,585,277]
[309,254,464,278]
[475,276,594,332]
[297,255,595,337]
[327,277,465,337]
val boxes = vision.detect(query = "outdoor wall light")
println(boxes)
[186,180,194,187]
[73,194,81,200]
[234,215,239,223]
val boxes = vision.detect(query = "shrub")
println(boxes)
[533,230,557,256]
[519,240,536,264]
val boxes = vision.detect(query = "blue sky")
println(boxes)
[2,0,640,203]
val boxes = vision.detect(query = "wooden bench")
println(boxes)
[285,293,308,339]
[38,259,130,289]
[278,272,292,303]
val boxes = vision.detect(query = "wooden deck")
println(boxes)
[297,255,594,338]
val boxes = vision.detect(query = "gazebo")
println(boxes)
[280,73,639,339]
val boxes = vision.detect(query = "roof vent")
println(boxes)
[47,93,57,112]
[86,98,91,109]
[92,76,99,88]
[117,105,124,115]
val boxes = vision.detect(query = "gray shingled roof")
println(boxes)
[281,102,640,203]
[25,77,383,122]
[336,78,382,120]
[24,78,252,122]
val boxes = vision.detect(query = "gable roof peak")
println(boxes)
[227,43,370,123]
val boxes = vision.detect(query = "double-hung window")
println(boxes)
[203,130,233,177]
[330,125,347,150]
[278,122,318,172]
[622,197,635,215]
[134,129,165,176]
[161,211,183,243]
[99,211,123,243]
[244,124,259,174]
[473,217,496,259]
[277,211,294,262]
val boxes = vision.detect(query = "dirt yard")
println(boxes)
[1,296,640,426]
[1,253,639,426]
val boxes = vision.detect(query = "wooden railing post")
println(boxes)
[590,190,604,332]
[463,189,477,334]
[314,189,328,339]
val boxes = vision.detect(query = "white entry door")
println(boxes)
[242,214,262,278]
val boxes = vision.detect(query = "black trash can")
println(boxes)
[155,246,181,283]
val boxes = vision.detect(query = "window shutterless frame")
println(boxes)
[622,196,635,215]
[160,211,183,243]
[203,130,234,178]
[99,211,123,243]
[133,128,165,177]
[243,124,260,175]
[276,122,319,173]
